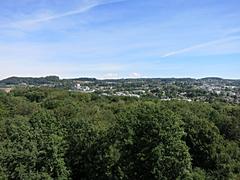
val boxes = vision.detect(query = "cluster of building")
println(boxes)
[72,79,240,103]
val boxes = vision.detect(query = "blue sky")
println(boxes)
[0,0,240,79]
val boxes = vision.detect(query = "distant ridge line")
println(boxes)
[0,76,240,82]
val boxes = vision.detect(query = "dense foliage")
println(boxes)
[0,88,239,179]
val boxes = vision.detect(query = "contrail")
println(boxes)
[162,36,240,58]
[25,0,126,23]
[3,0,126,28]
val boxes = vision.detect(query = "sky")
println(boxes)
[0,0,240,79]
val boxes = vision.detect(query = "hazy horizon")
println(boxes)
[1,75,240,81]
[1,0,240,79]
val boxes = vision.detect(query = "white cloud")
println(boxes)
[2,0,126,30]
[129,72,142,78]
[100,73,120,79]
[161,36,240,58]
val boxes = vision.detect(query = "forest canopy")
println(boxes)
[0,87,239,179]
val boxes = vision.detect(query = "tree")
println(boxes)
[89,103,192,179]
